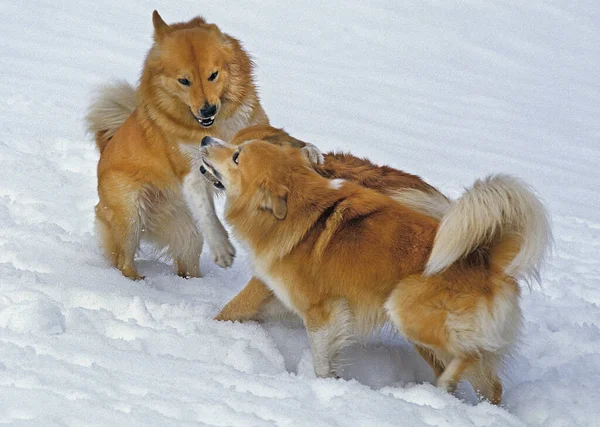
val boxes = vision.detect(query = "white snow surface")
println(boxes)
[1,1,599,426]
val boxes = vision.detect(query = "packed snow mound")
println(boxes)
[0,1,599,426]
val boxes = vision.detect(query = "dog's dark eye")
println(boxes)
[178,78,191,86]
[208,71,219,82]
[232,151,239,165]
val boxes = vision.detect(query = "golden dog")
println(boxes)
[199,135,551,404]
[86,11,269,279]
[213,125,450,322]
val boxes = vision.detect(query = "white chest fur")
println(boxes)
[252,259,296,313]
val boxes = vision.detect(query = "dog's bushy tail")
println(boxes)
[86,80,137,153]
[424,174,552,284]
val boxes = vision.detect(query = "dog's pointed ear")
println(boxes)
[188,16,207,27]
[258,182,288,220]
[152,10,172,41]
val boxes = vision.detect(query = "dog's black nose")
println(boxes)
[201,136,213,147]
[199,104,217,118]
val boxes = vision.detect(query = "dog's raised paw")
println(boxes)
[301,143,325,165]
[211,238,236,268]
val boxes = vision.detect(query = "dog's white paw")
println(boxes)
[301,143,325,165]
[209,236,236,268]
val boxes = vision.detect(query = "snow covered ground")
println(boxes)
[1,0,599,425]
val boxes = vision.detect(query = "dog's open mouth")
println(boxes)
[200,162,225,190]
[197,116,215,127]
[190,110,216,128]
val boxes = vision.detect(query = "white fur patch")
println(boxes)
[383,288,407,338]
[444,284,522,356]
[86,80,136,140]
[218,100,257,141]
[385,280,521,358]
[306,300,354,378]
[181,166,235,268]
[329,179,345,190]
[425,174,552,282]
[178,143,201,164]
[388,188,450,220]
[251,260,296,312]
[301,143,325,165]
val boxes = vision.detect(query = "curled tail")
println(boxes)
[85,80,137,153]
[424,174,552,283]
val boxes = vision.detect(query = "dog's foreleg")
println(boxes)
[182,170,235,268]
[215,277,275,322]
[304,300,353,378]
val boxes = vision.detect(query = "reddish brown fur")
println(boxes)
[218,125,447,322]
[211,140,522,404]
[229,125,441,197]
[92,12,268,279]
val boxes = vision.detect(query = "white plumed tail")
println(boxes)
[85,80,137,153]
[424,174,552,283]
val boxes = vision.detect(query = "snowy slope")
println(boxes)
[1,1,599,425]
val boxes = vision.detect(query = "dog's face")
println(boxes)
[148,11,239,128]
[200,137,308,220]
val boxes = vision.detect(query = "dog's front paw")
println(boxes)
[214,306,246,322]
[210,236,236,268]
[301,143,325,165]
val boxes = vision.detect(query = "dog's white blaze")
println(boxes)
[329,179,345,190]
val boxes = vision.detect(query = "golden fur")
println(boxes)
[204,137,551,404]
[86,11,268,279]
[216,125,449,323]
[227,125,448,215]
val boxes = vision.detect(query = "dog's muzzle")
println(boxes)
[199,159,225,190]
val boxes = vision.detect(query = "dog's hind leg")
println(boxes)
[303,299,353,378]
[436,355,478,393]
[173,235,203,279]
[175,251,202,278]
[172,210,203,278]
[464,355,503,404]
[414,345,445,379]
[150,199,203,278]
[96,181,143,280]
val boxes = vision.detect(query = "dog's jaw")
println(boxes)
[190,108,218,128]
[196,115,216,127]
[199,162,225,190]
